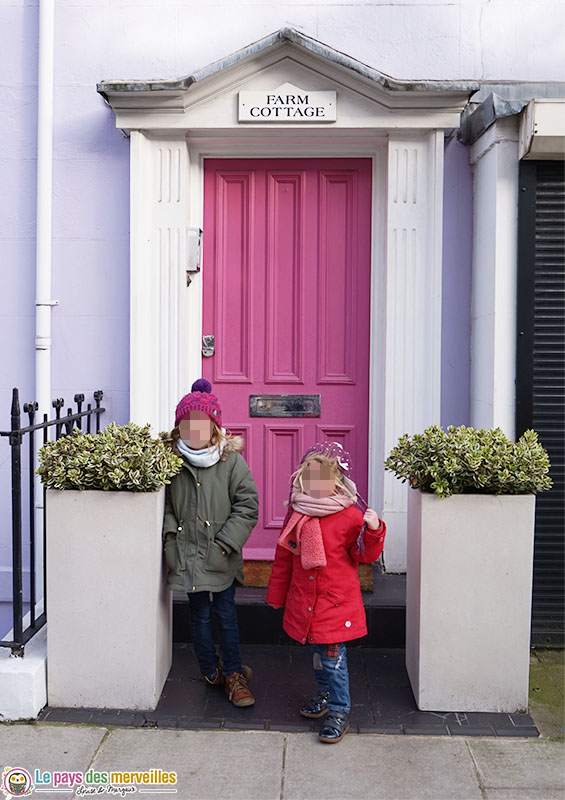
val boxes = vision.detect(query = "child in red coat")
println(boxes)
[266,442,386,743]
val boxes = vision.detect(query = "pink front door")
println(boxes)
[203,158,372,559]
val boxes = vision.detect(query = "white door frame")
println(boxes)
[128,128,444,571]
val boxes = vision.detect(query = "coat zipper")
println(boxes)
[191,467,208,591]
[183,468,212,591]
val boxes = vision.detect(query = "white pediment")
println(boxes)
[181,55,398,130]
[98,27,478,134]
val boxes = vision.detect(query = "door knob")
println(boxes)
[202,335,215,357]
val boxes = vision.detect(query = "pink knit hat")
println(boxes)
[174,379,222,429]
[302,441,369,511]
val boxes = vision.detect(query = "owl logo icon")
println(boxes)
[1,768,33,798]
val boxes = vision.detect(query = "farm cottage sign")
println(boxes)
[239,83,337,123]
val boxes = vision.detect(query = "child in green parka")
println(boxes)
[162,379,259,707]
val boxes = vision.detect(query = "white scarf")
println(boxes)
[177,430,226,468]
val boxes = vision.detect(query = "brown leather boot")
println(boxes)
[224,671,255,707]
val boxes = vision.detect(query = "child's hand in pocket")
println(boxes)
[363,509,382,530]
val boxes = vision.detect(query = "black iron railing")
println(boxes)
[0,388,105,655]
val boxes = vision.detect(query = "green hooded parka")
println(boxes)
[162,436,259,593]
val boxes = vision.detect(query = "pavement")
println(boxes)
[1,724,563,800]
[1,649,563,800]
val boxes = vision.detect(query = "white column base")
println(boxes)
[0,626,47,721]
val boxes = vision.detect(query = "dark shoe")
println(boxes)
[318,711,350,743]
[224,671,255,707]
[204,663,253,686]
[204,665,223,685]
[300,691,330,719]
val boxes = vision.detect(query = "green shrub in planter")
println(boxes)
[384,424,552,498]
[36,422,183,491]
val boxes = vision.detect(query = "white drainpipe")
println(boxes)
[36,0,56,407]
[34,0,56,605]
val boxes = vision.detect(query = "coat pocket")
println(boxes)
[313,588,351,628]
[164,537,181,571]
[204,539,231,573]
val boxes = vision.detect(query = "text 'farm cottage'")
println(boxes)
[238,87,337,122]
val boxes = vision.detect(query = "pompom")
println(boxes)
[191,378,212,394]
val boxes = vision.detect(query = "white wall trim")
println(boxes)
[128,130,445,570]
[368,143,389,525]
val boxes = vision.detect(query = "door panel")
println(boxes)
[214,171,253,382]
[266,171,304,383]
[203,158,372,559]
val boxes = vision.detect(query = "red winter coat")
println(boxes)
[266,506,386,645]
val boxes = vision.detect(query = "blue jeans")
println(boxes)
[310,642,351,715]
[187,581,243,677]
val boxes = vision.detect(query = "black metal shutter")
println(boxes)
[517,161,565,647]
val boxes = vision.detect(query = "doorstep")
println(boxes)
[37,643,540,737]
[173,571,406,647]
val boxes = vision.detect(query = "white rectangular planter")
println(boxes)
[46,486,171,710]
[406,490,536,713]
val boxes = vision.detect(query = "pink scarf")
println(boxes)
[277,488,356,569]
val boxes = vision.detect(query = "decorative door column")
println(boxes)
[129,132,194,434]
[382,131,444,571]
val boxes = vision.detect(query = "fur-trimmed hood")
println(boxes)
[223,434,244,455]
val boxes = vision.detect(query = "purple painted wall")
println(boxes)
[1,3,38,411]
[1,3,38,610]
[0,1,132,609]
[1,1,132,429]
[441,136,473,428]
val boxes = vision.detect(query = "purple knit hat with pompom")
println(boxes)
[174,379,222,429]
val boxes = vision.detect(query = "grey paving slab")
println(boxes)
[0,724,108,798]
[283,733,483,800]
[468,739,565,795]
[485,791,565,800]
[86,728,285,800]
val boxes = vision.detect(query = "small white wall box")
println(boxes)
[187,227,202,272]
